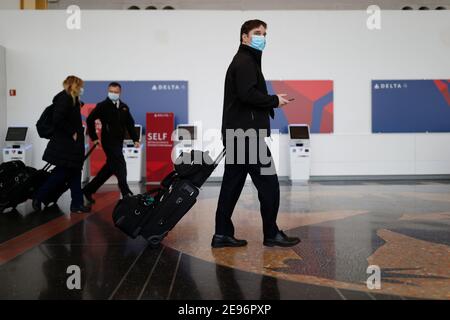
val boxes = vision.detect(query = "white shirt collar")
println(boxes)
[109,98,120,108]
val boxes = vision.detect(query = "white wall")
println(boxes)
[48,0,450,10]
[0,10,449,176]
[0,45,6,159]
[0,0,19,10]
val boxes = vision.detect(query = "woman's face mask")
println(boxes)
[250,35,266,51]
[79,87,85,96]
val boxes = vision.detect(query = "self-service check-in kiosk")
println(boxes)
[288,124,311,182]
[2,127,32,165]
[123,125,144,183]
[174,124,198,158]
[82,125,90,183]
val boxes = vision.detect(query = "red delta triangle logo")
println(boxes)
[434,80,450,107]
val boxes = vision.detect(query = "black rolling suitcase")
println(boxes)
[0,161,38,213]
[113,148,225,245]
[0,145,96,213]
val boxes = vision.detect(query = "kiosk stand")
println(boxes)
[2,127,32,165]
[123,125,144,183]
[288,124,311,183]
[174,124,198,158]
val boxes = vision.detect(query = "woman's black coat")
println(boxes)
[42,90,85,169]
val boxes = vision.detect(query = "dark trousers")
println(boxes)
[215,137,280,239]
[35,166,83,208]
[83,143,131,197]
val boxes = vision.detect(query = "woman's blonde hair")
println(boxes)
[63,75,84,105]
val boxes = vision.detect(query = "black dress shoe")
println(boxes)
[83,191,95,205]
[211,235,248,248]
[32,199,42,212]
[70,205,91,214]
[263,231,301,247]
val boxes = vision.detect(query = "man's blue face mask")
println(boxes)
[250,35,266,51]
[108,92,120,101]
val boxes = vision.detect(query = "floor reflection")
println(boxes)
[0,181,449,299]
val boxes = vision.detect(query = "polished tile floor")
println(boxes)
[0,180,449,300]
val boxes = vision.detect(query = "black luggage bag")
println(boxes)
[0,145,96,213]
[113,149,225,245]
[0,161,39,213]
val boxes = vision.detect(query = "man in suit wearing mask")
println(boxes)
[83,82,140,202]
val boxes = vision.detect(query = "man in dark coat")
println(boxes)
[212,20,301,248]
[83,82,140,202]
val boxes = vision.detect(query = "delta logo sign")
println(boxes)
[372,80,450,133]
[267,80,334,134]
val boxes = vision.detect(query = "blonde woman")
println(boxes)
[33,76,90,213]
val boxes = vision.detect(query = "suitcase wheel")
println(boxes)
[147,232,169,247]
[148,235,164,247]
[0,201,8,214]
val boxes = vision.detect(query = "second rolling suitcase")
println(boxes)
[113,148,225,245]
[0,145,96,213]
[0,161,37,213]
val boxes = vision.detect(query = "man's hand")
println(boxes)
[73,132,77,141]
[277,94,290,107]
[134,141,140,148]
[93,140,100,146]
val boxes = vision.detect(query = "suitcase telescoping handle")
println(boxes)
[84,143,98,161]
[42,143,97,172]
[212,148,226,167]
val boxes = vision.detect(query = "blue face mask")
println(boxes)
[108,92,120,101]
[250,35,266,51]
